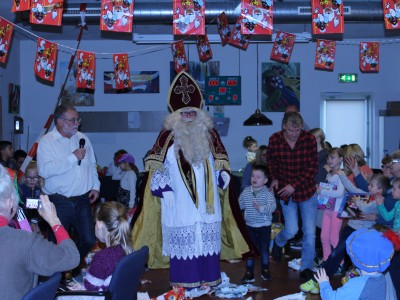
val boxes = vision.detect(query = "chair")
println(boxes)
[22,272,62,300]
[56,246,149,300]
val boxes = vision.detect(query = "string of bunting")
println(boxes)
[1,0,400,89]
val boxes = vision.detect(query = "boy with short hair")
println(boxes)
[0,141,14,169]
[239,164,276,283]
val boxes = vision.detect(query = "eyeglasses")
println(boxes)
[60,117,81,124]
[26,176,39,180]
[180,111,196,117]
[392,159,400,164]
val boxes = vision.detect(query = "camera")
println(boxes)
[26,198,41,209]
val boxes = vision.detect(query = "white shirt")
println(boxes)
[120,170,137,208]
[37,127,100,197]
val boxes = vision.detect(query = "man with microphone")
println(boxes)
[37,104,100,267]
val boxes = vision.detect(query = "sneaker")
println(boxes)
[241,271,255,284]
[261,269,272,281]
[300,279,320,294]
[290,240,302,250]
[271,241,283,262]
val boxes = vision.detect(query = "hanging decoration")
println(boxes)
[270,31,295,64]
[228,16,251,50]
[382,0,400,29]
[30,0,63,26]
[0,17,14,64]
[113,53,132,90]
[76,50,96,90]
[173,0,205,35]
[359,42,379,73]
[311,0,344,35]
[34,38,57,82]
[216,12,231,46]
[12,0,31,12]
[100,0,134,33]
[315,39,336,71]
[196,35,213,62]
[240,0,273,35]
[171,40,188,74]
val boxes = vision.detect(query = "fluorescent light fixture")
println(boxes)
[133,32,311,44]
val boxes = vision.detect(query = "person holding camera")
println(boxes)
[0,165,80,300]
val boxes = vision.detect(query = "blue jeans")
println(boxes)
[275,196,317,271]
[49,194,96,261]
[246,225,271,272]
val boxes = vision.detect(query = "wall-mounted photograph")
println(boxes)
[8,83,20,114]
[261,62,300,112]
[103,71,160,94]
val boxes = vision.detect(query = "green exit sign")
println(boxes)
[339,73,358,83]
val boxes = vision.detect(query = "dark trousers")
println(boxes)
[388,251,400,298]
[246,225,271,272]
[48,193,96,261]
[323,224,355,277]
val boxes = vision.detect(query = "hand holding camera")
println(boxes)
[36,195,62,228]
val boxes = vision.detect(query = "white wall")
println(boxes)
[10,37,400,171]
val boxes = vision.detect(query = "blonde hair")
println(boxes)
[21,161,44,188]
[309,128,326,148]
[345,144,367,167]
[95,201,133,255]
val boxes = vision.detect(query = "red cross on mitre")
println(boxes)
[168,71,203,112]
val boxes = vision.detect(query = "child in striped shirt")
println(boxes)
[239,164,276,283]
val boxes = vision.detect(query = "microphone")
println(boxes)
[78,138,85,166]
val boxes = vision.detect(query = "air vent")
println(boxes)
[298,6,351,15]
[63,7,102,17]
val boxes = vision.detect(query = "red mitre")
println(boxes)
[168,71,203,112]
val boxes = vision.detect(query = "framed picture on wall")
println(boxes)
[8,83,20,114]
[261,62,300,112]
[59,61,94,106]
[103,71,160,94]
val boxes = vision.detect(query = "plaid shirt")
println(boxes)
[266,130,317,202]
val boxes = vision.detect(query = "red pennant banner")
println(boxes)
[76,50,96,90]
[216,12,231,46]
[30,0,63,26]
[360,42,379,73]
[196,35,213,62]
[100,0,134,33]
[315,39,336,71]
[311,0,344,35]
[171,40,188,74]
[0,17,14,64]
[34,38,57,82]
[240,0,273,35]
[12,0,31,12]
[270,31,295,64]
[382,0,400,29]
[228,16,250,50]
[173,0,205,35]
[113,53,132,90]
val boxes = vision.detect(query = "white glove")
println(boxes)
[220,171,230,189]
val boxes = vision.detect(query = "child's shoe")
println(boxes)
[241,271,255,284]
[299,279,320,294]
[261,269,272,281]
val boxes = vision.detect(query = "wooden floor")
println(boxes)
[139,249,342,300]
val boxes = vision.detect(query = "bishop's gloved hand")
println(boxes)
[218,170,231,190]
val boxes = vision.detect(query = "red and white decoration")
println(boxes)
[382,0,400,29]
[100,0,134,33]
[270,31,295,63]
[171,40,188,73]
[196,35,213,62]
[228,16,250,50]
[0,17,14,64]
[76,50,96,90]
[311,0,344,35]
[34,38,57,82]
[12,0,31,12]
[173,0,205,35]
[216,12,231,46]
[30,0,63,26]
[315,39,336,71]
[113,53,132,90]
[359,42,379,73]
[240,0,273,35]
